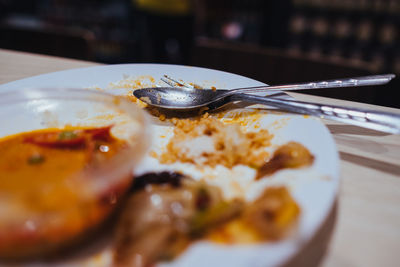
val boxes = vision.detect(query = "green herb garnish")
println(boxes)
[58,131,78,140]
[28,154,45,164]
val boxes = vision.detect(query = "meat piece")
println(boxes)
[256,142,314,179]
[113,174,243,267]
[242,187,300,240]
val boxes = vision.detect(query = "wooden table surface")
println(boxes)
[1,48,399,267]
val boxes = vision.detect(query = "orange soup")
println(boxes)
[0,126,128,259]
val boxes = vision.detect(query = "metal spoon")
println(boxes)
[133,74,400,134]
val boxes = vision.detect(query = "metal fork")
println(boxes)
[156,75,400,134]
[160,75,292,98]
[161,73,396,90]
[160,75,201,89]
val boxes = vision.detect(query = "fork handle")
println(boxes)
[230,74,395,94]
[234,94,400,134]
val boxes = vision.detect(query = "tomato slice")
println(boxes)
[84,125,113,141]
[24,126,113,148]
[24,131,85,147]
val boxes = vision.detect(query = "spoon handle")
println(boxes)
[234,93,400,134]
[230,74,395,94]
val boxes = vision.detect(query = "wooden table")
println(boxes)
[1,48,399,267]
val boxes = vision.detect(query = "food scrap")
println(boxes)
[256,142,314,179]
[113,172,299,267]
[159,115,273,168]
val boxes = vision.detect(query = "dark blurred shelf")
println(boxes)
[1,0,399,108]
[192,38,399,108]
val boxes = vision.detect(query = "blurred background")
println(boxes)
[1,0,399,107]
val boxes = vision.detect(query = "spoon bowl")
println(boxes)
[133,87,231,110]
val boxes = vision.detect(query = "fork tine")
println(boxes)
[160,76,180,87]
[162,75,193,88]
[162,75,204,89]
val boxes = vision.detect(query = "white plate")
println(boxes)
[0,64,340,267]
